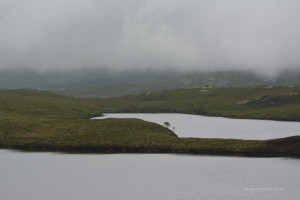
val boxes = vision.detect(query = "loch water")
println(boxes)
[1,150,300,200]
[94,113,300,139]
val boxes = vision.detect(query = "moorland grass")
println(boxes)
[96,86,300,121]
[0,89,300,157]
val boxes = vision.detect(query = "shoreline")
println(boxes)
[100,111,300,122]
[1,136,300,158]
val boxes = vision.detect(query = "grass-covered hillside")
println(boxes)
[97,86,300,121]
[0,89,300,157]
[0,89,176,152]
[0,89,104,120]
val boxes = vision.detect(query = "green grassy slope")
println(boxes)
[96,86,300,121]
[0,89,105,119]
[0,89,300,157]
[0,89,176,152]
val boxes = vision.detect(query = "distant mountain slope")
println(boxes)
[1,69,300,97]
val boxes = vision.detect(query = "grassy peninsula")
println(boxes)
[0,89,300,157]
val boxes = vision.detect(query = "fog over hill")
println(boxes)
[0,0,300,76]
[1,69,300,97]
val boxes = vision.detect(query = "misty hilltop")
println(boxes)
[1,69,300,98]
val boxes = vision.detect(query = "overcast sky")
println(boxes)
[0,0,300,75]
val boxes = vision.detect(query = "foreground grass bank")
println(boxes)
[0,89,300,157]
[2,124,300,157]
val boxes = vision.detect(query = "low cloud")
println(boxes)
[0,0,300,75]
